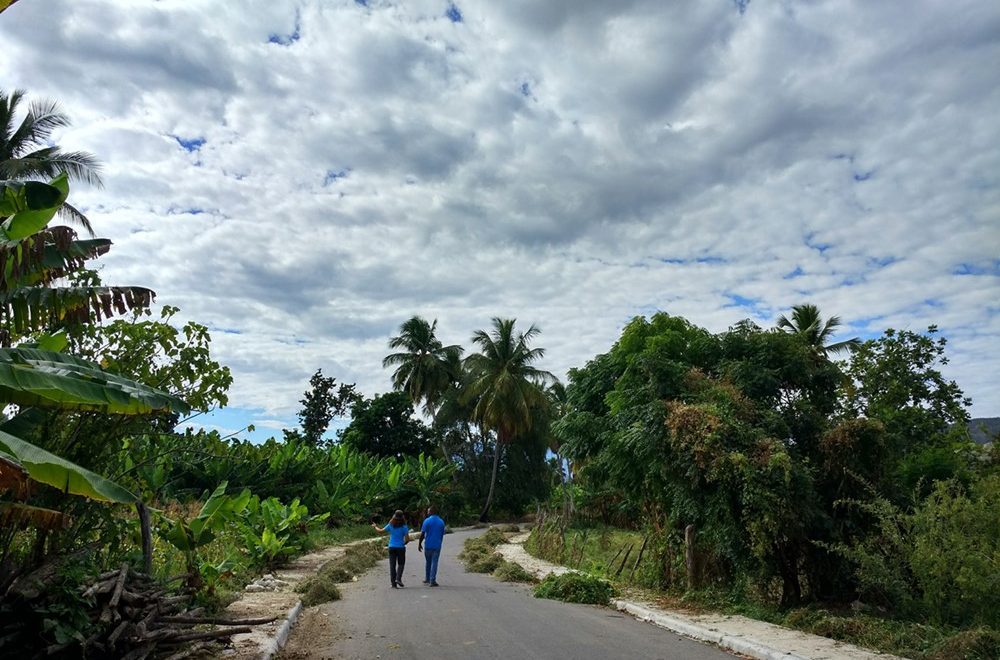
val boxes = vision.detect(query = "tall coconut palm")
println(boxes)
[383,316,463,416]
[1,89,102,234]
[464,318,555,521]
[776,303,860,355]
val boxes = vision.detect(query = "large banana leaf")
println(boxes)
[0,347,190,414]
[0,175,69,240]
[0,429,137,503]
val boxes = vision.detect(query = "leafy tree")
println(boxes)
[383,316,463,415]
[340,391,437,460]
[464,318,554,521]
[840,326,973,494]
[776,303,859,355]
[1,88,102,233]
[296,369,357,445]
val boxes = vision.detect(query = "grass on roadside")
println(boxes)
[296,540,387,606]
[458,527,514,573]
[533,572,614,605]
[493,560,537,583]
[524,522,999,660]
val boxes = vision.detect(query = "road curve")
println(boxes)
[282,528,736,660]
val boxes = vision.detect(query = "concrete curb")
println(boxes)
[259,600,304,660]
[613,600,809,660]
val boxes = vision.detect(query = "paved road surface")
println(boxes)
[288,529,735,660]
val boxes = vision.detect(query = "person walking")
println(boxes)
[418,505,446,587]
[372,510,409,588]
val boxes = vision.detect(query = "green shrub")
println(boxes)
[533,572,614,605]
[493,560,536,583]
[910,477,1000,627]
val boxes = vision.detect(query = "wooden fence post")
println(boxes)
[685,524,697,590]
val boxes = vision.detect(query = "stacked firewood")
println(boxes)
[71,563,275,659]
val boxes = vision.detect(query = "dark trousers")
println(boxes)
[388,547,406,585]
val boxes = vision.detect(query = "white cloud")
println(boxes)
[2,0,998,419]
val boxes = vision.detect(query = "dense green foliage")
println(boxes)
[341,391,438,459]
[527,310,997,656]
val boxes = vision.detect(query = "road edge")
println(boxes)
[612,599,809,660]
[259,600,304,660]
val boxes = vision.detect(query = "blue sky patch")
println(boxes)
[853,169,875,182]
[783,265,804,279]
[172,135,205,152]
[954,260,1000,276]
[445,3,463,23]
[804,233,832,254]
[324,168,350,185]
[520,82,531,97]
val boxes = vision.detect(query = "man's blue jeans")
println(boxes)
[424,548,441,583]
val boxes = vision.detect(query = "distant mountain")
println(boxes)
[969,417,1000,445]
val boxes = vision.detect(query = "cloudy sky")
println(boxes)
[2,0,998,439]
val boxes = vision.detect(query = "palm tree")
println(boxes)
[383,316,464,417]
[464,318,555,521]
[776,303,860,355]
[545,380,575,518]
[1,89,102,234]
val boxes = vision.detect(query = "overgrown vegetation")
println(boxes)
[296,540,386,606]
[533,572,614,605]
[458,528,509,573]
[493,559,536,583]
[528,310,998,658]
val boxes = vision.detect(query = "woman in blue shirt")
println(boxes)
[372,510,410,588]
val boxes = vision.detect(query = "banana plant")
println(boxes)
[158,482,251,587]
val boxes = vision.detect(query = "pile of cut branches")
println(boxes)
[2,561,274,659]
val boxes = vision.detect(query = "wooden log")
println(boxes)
[628,535,650,580]
[158,615,279,626]
[165,626,253,643]
[106,619,130,647]
[108,562,129,609]
[615,543,634,577]
[605,544,626,572]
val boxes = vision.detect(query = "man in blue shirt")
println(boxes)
[418,505,446,587]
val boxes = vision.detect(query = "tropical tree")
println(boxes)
[296,369,357,446]
[776,303,860,355]
[383,316,463,416]
[1,88,102,234]
[464,318,554,521]
[0,174,189,584]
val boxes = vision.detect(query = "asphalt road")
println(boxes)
[297,528,735,660]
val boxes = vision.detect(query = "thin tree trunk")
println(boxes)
[137,502,153,575]
[478,440,502,522]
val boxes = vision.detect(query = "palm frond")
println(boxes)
[55,201,96,236]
